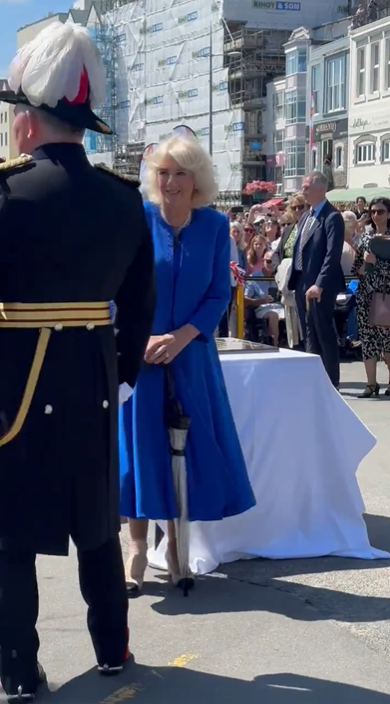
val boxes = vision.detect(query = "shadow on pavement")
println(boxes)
[364,513,390,552]
[43,666,390,703]
[149,570,390,624]
[339,381,368,390]
[338,380,390,399]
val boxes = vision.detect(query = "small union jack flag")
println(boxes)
[230,262,245,285]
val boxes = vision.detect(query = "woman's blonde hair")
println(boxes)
[284,192,307,224]
[247,234,268,267]
[143,135,219,208]
[230,221,246,250]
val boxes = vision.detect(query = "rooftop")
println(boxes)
[18,12,69,33]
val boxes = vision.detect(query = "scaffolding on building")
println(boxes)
[99,0,130,12]
[88,1,144,174]
[224,27,289,186]
[114,143,145,176]
[93,16,117,156]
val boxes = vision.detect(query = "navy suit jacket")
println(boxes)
[288,200,345,295]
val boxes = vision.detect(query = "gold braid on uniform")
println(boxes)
[95,163,140,188]
[0,154,34,172]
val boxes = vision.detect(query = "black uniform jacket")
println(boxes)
[0,143,155,555]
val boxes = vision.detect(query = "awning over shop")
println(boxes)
[258,197,285,210]
[327,187,390,203]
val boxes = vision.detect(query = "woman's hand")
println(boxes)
[144,334,175,364]
[161,325,199,364]
[364,250,377,265]
[145,325,199,365]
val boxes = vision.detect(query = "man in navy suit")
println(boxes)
[288,171,345,387]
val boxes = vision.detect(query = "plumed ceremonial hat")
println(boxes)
[0,21,112,135]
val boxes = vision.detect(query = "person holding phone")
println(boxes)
[244,253,285,346]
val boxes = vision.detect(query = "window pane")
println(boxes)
[325,56,345,111]
[358,70,365,96]
[371,43,380,93]
[284,140,306,176]
[298,48,307,72]
[273,130,283,153]
[297,99,306,121]
[297,150,306,174]
[373,67,379,92]
[358,47,365,71]
[286,51,297,76]
[357,142,375,162]
[357,48,365,96]
[311,65,320,113]
[285,90,297,123]
[386,39,390,90]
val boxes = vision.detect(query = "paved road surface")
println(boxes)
[2,360,390,703]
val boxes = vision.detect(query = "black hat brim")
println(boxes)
[0,90,112,135]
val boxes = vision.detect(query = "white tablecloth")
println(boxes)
[149,349,389,575]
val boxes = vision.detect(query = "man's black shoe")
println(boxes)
[6,663,46,702]
[98,649,133,676]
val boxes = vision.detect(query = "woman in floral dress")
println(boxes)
[352,197,390,397]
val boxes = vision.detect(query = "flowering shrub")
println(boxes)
[244,180,277,195]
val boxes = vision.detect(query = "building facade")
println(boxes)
[265,27,310,195]
[307,36,349,189]
[348,14,390,189]
[14,0,351,195]
[264,77,285,194]
[264,15,353,195]
[0,81,15,162]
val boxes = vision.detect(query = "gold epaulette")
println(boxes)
[0,154,34,172]
[95,163,140,188]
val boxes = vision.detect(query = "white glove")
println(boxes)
[119,382,133,405]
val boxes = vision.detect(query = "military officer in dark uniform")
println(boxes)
[0,21,155,702]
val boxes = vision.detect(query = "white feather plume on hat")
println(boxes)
[8,21,106,109]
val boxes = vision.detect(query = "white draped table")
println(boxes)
[149,349,389,575]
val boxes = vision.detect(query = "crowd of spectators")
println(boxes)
[224,189,390,397]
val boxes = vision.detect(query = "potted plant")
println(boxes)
[243,180,277,203]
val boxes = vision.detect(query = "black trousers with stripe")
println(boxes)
[0,535,128,694]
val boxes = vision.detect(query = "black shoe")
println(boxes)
[359,383,380,398]
[176,576,195,597]
[6,663,46,702]
[98,649,132,676]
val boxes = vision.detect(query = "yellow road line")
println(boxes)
[100,684,144,703]
[99,654,198,702]
[168,654,198,668]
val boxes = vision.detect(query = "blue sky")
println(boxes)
[0,0,70,77]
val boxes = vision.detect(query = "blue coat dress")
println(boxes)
[119,202,256,521]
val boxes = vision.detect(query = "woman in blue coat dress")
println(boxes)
[119,135,255,595]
